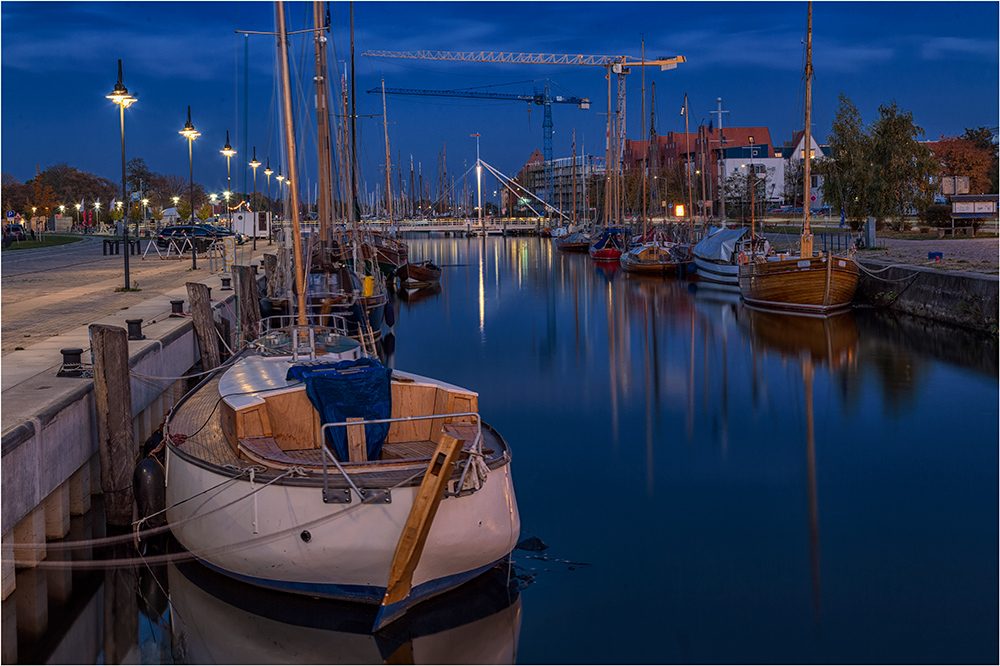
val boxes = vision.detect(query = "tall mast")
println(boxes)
[313,1,333,244]
[381,79,393,224]
[801,1,814,257]
[349,2,358,231]
[275,0,306,326]
[640,38,647,238]
[684,93,693,238]
[572,128,577,226]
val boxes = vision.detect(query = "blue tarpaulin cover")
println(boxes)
[285,357,392,461]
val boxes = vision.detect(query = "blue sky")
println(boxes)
[1,1,997,203]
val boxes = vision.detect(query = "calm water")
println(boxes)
[10,235,998,664]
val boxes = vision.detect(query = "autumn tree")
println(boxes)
[934,131,996,195]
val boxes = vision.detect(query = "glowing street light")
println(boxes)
[107,59,136,291]
[249,147,261,250]
[221,130,236,229]
[179,105,200,269]
[75,202,81,224]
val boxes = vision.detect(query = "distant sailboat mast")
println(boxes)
[800,1,815,258]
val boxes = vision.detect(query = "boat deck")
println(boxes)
[166,372,509,487]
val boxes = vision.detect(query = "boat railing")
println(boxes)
[255,317,353,362]
[318,411,483,504]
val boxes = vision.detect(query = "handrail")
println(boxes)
[319,411,482,501]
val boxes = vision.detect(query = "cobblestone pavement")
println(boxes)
[1,237,269,356]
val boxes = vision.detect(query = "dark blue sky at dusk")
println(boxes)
[1,1,997,204]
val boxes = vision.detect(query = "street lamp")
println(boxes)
[107,59,136,291]
[264,159,273,244]
[249,147,260,250]
[75,203,81,225]
[221,130,236,230]
[179,105,200,269]
[275,171,284,222]
[141,198,148,233]
[94,201,101,228]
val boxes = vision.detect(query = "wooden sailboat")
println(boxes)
[737,2,858,313]
[164,1,519,633]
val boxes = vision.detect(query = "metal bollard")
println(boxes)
[170,300,185,317]
[57,348,85,377]
[126,318,146,340]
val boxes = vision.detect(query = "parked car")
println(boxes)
[4,224,26,241]
[197,224,247,245]
[155,224,223,249]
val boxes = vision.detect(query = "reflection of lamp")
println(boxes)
[107,59,136,290]
[179,105,200,269]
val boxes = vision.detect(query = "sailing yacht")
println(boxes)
[737,2,858,313]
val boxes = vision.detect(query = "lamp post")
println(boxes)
[275,171,284,223]
[264,158,273,243]
[179,106,200,269]
[249,147,260,250]
[75,203,81,225]
[221,131,236,230]
[94,201,101,228]
[141,198,148,234]
[107,59,136,291]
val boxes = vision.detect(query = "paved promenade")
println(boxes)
[1,236,273,357]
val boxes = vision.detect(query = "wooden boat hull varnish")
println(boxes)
[738,253,859,313]
[165,355,519,613]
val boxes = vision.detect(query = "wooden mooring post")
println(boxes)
[186,282,220,371]
[233,265,262,347]
[263,253,279,298]
[89,324,135,526]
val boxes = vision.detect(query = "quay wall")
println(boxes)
[1,271,246,599]
[856,259,999,333]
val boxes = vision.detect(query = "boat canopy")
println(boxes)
[591,227,629,251]
[692,227,749,262]
[286,357,392,461]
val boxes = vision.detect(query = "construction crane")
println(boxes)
[363,49,685,223]
[366,83,590,208]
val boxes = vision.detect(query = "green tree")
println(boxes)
[818,93,872,230]
[723,169,770,224]
[867,101,937,230]
[197,204,213,222]
[176,200,192,221]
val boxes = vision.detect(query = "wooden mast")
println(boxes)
[640,38,647,239]
[313,1,333,245]
[275,1,306,327]
[572,128,577,227]
[684,93,693,240]
[800,1,814,258]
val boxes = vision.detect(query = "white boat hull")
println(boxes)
[165,448,519,604]
[693,256,739,285]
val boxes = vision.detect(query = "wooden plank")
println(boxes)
[90,324,135,526]
[375,432,466,630]
[186,282,220,371]
[346,417,367,462]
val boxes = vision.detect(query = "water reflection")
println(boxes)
[9,234,996,664]
[167,559,521,664]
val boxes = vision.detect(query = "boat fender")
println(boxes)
[737,251,747,264]
[384,300,395,328]
[133,457,166,528]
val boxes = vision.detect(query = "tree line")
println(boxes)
[817,94,998,230]
[1,157,281,224]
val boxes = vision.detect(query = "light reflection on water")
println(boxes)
[10,235,997,664]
